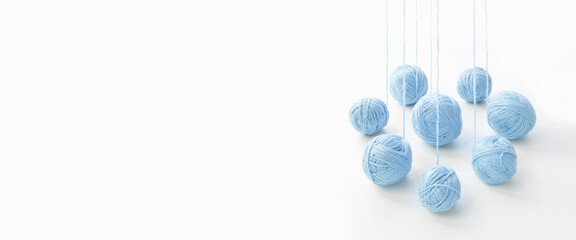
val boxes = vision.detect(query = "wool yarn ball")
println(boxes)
[472,136,517,184]
[349,98,389,135]
[390,65,428,105]
[457,67,492,103]
[362,134,412,185]
[487,91,536,139]
[412,94,462,146]
[418,165,461,213]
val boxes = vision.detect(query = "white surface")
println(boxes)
[1,0,576,239]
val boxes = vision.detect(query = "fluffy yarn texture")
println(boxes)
[390,65,428,105]
[472,136,517,184]
[412,94,462,146]
[349,98,389,135]
[487,91,536,139]
[418,165,461,213]
[457,67,492,103]
[362,134,412,185]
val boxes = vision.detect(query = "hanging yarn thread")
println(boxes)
[412,0,462,147]
[386,0,389,105]
[470,0,519,185]
[390,0,428,106]
[348,3,391,136]
[418,0,461,213]
[457,0,492,104]
[361,0,412,186]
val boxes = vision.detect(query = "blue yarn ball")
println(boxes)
[390,65,428,105]
[473,136,517,185]
[362,134,412,185]
[457,67,492,103]
[487,91,536,139]
[349,98,389,135]
[418,165,461,213]
[412,94,462,146]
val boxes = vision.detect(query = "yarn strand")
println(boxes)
[429,0,434,94]
[473,0,477,143]
[415,0,418,66]
[403,0,406,66]
[403,76,406,138]
[386,0,389,105]
[435,0,439,165]
[485,0,489,98]
[402,0,406,139]
[418,0,463,212]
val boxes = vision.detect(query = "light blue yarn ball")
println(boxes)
[457,67,492,103]
[362,134,412,185]
[418,165,461,213]
[487,91,536,139]
[349,98,389,135]
[473,136,517,185]
[412,94,462,146]
[390,65,428,105]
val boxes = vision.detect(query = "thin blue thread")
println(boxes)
[386,0,389,105]
[435,0,439,165]
[429,0,433,94]
[485,0,489,98]
[402,0,406,139]
[403,0,406,65]
[402,67,406,139]
[435,0,439,94]
[415,0,418,66]
[473,0,477,143]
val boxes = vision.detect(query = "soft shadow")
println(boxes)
[377,175,413,192]
[509,123,576,155]
[433,202,465,217]
[508,135,533,145]
[459,100,487,107]
[371,176,415,205]
[438,140,462,150]
[489,178,517,188]
[484,175,530,200]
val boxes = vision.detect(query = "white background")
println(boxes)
[1,0,576,239]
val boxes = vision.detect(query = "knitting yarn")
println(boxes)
[457,67,492,103]
[390,65,428,105]
[472,136,517,184]
[487,91,536,139]
[362,134,412,185]
[412,94,462,146]
[349,98,389,135]
[418,165,461,212]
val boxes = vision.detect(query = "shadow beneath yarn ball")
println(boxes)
[434,202,465,217]
[437,140,461,150]
[459,99,487,108]
[376,175,413,192]
[508,121,576,156]
[483,178,530,202]
[372,176,415,205]
[508,135,533,145]
[491,178,517,188]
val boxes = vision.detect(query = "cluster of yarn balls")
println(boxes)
[349,66,536,213]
